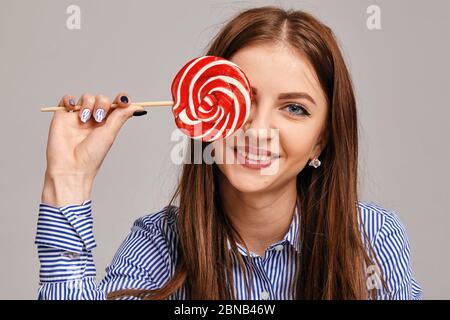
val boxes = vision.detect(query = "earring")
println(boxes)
[309,158,321,168]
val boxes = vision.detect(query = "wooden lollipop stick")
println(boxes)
[40,100,174,112]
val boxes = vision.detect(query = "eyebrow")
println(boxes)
[251,86,317,106]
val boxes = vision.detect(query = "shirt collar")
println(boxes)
[226,198,301,257]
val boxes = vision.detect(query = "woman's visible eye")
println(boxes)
[282,103,310,117]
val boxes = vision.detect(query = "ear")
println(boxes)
[310,144,322,160]
[310,130,328,159]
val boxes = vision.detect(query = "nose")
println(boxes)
[242,101,277,141]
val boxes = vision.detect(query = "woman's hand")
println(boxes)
[41,92,147,206]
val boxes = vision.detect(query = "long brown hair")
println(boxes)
[108,6,383,300]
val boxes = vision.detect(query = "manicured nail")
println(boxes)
[120,95,129,104]
[69,99,76,106]
[94,108,105,122]
[80,109,91,123]
[133,110,147,117]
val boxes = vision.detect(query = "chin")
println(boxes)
[219,164,280,194]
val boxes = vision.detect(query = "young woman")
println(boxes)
[36,6,422,300]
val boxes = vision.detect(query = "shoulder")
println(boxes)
[126,205,180,260]
[356,200,407,245]
[114,205,180,272]
[101,205,181,293]
[132,204,179,236]
[357,201,423,299]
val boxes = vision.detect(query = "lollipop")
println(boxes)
[171,56,252,142]
[40,56,253,142]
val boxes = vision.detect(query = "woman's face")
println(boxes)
[214,42,329,194]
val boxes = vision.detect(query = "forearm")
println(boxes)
[41,171,94,207]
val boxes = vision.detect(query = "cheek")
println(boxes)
[280,124,317,163]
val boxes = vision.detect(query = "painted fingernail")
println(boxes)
[80,109,91,123]
[133,110,147,117]
[94,108,105,122]
[120,95,129,104]
[69,99,76,106]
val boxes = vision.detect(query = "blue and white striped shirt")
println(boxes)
[34,200,423,300]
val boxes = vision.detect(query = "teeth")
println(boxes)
[236,149,272,162]
[247,153,258,161]
[238,150,247,158]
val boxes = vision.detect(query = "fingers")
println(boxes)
[57,93,144,130]
[93,94,111,123]
[58,94,77,112]
[113,92,131,109]
[104,93,147,138]
[77,93,96,123]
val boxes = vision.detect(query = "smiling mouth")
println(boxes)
[229,145,281,168]
[234,146,280,160]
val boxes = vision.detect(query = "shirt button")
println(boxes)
[261,291,270,300]
[62,251,80,259]
[275,244,284,251]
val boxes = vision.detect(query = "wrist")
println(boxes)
[41,171,94,207]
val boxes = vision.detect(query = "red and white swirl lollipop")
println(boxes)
[171,56,252,142]
[41,56,253,142]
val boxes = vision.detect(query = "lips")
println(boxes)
[233,145,280,159]
[230,144,280,170]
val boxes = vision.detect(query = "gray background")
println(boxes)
[0,0,448,299]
